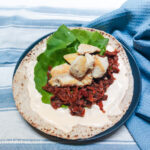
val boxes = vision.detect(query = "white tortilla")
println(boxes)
[12,27,133,139]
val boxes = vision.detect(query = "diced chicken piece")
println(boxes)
[50,63,70,77]
[85,53,94,70]
[49,64,92,87]
[63,53,79,64]
[70,54,94,79]
[92,55,109,78]
[77,44,100,54]
[70,56,87,79]
[49,73,92,87]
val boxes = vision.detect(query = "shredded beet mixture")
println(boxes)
[43,50,120,117]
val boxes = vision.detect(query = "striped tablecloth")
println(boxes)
[0,0,140,149]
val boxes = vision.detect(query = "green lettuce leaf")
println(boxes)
[34,25,76,104]
[61,105,69,108]
[34,25,109,104]
[71,29,109,55]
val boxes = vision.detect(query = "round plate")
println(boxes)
[13,32,141,144]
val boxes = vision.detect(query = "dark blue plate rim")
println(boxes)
[13,32,141,144]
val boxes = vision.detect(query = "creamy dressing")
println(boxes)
[103,56,128,115]
[27,45,129,133]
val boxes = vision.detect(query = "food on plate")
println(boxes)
[48,63,92,87]
[69,53,94,79]
[70,55,88,78]
[85,53,94,70]
[44,49,119,116]
[92,55,109,78]
[77,44,100,54]
[13,25,133,139]
[63,53,79,64]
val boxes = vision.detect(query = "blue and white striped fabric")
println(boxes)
[0,0,140,149]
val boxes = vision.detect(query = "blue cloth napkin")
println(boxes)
[85,0,150,149]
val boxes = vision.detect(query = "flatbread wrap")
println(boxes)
[12,25,133,139]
